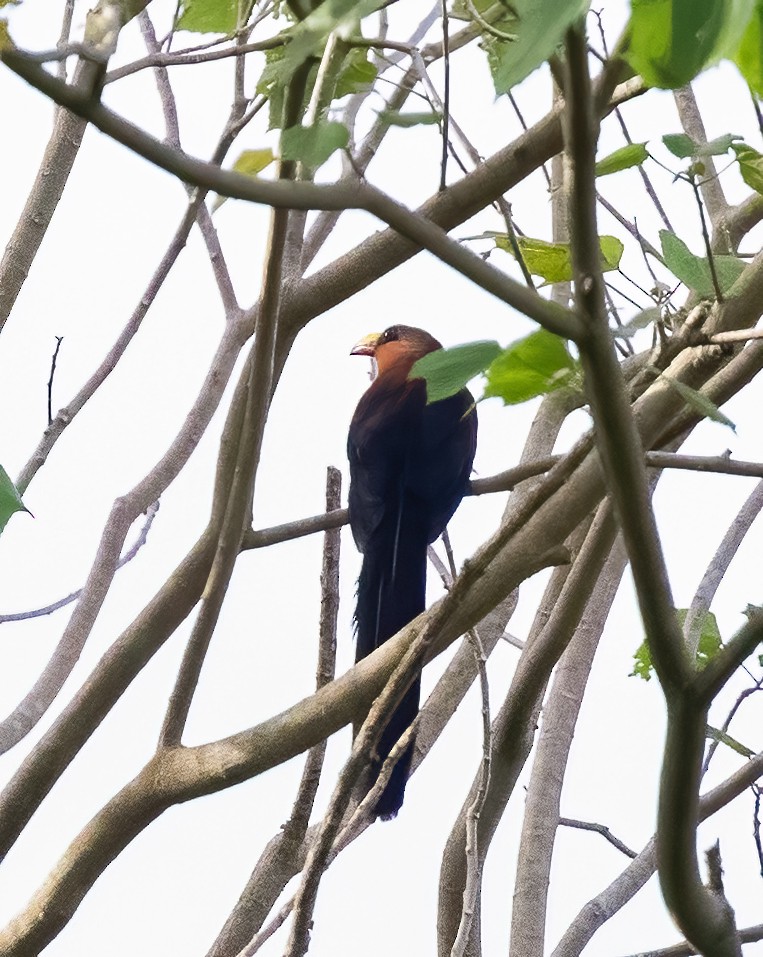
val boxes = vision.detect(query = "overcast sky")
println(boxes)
[1,1,762,955]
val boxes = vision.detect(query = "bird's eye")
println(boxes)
[382,326,399,343]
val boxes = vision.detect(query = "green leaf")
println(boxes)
[614,306,661,338]
[662,132,740,159]
[266,0,384,90]
[733,1,763,96]
[280,120,348,169]
[657,370,737,431]
[595,142,649,176]
[496,236,571,282]
[258,45,295,131]
[731,142,763,193]
[706,725,755,758]
[663,133,697,159]
[0,465,29,535]
[659,230,746,297]
[335,48,378,97]
[213,149,276,210]
[701,133,742,155]
[630,640,654,680]
[232,148,275,177]
[411,341,503,403]
[496,235,623,284]
[377,110,441,127]
[627,0,756,89]
[600,235,625,270]
[631,608,724,680]
[483,0,589,95]
[676,608,723,664]
[177,0,240,34]
[484,329,577,405]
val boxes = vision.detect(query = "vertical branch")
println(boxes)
[157,212,287,746]
[689,175,723,302]
[563,22,688,692]
[157,54,313,747]
[438,505,617,957]
[450,628,491,957]
[674,85,730,233]
[550,82,571,309]
[288,466,342,832]
[439,0,450,191]
[205,468,341,957]
[436,389,579,957]
[46,336,64,425]
[564,24,742,957]
[509,521,627,957]
[683,479,763,660]
[0,105,85,333]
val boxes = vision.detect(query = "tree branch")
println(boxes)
[1,47,580,342]
[552,751,763,957]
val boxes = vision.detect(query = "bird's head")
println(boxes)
[350,325,442,378]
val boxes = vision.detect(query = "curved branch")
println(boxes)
[439,504,617,956]
[552,751,763,957]
[0,319,249,756]
[1,48,579,341]
[683,479,763,659]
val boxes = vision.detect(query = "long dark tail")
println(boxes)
[355,508,428,819]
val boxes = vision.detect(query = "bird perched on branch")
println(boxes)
[347,324,477,819]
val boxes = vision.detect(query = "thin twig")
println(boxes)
[509,90,551,187]
[158,64,304,747]
[591,9,673,232]
[702,678,763,776]
[56,0,75,82]
[46,336,63,426]
[450,627,491,957]
[558,817,637,858]
[439,0,450,191]
[596,191,663,261]
[2,47,581,342]
[683,479,763,660]
[708,327,763,343]
[238,452,763,554]
[0,502,160,625]
[690,174,723,302]
[105,35,284,83]
[288,467,342,833]
[753,785,763,878]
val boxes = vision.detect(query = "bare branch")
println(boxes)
[683,479,763,659]
[0,502,159,625]
[645,452,763,479]
[558,818,638,859]
[0,318,248,756]
[450,628,491,957]
[673,85,730,232]
[703,678,763,776]
[510,518,628,957]
[439,503,617,957]
[2,47,580,342]
[289,466,342,830]
[159,51,307,746]
[46,336,63,426]
[614,923,763,957]
[552,752,763,957]
[207,468,341,957]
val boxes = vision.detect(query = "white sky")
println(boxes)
[0,1,762,955]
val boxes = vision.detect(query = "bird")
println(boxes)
[347,324,477,819]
